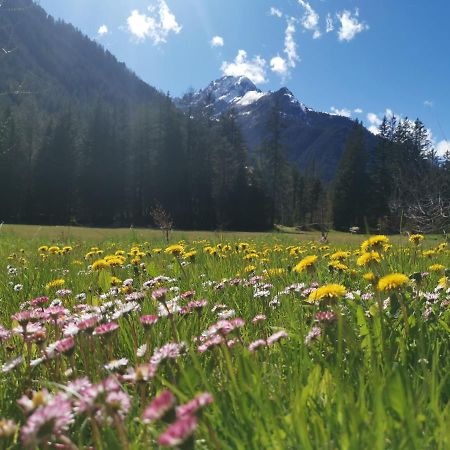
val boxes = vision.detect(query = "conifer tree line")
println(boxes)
[1,95,448,232]
[332,118,450,233]
[0,96,328,231]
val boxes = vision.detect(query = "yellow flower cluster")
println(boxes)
[292,255,318,273]
[45,279,65,290]
[409,234,424,244]
[308,284,347,302]
[377,273,409,291]
[361,235,389,252]
[356,251,382,267]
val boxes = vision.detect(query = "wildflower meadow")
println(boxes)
[0,229,449,449]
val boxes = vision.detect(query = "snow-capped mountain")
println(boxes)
[176,75,308,119]
[176,76,375,179]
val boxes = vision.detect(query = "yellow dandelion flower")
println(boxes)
[289,247,303,257]
[92,259,109,271]
[265,268,286,277]
[48,246,60,254]
[363,272,375,282]
[104,255,126,266]
[429,264,445,272]
[308,284,347,302]
[110,276,122,286]
[357,251,382,266]
[183,250,197,261]
[152,248,162,254]
[46,279,65,290]
[330,251,351,261]
[244,265,256,273]
[328,261,348,272]
[437,276,448,289]
[165,244,184,256]
[38,245,48,253]
[422,250,436,258]
[377,273,409,291]
[243,253,259,260]
[409,234,424,244]
[361,235,389,252]
[292,255,318,273]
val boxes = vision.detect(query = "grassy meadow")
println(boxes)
[0,225,449,449]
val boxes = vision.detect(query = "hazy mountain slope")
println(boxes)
[0,0,159,109]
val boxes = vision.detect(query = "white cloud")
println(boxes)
[424,100,433,107]
[127,10,154,41]
[435,140,450,157]
[367,112,382,126]
[270,56,288,75]
[284,17,299,68]
[330,106,351,118]
[158,1,181,34]
[337,9,368,42]
[127,1,181,44]
[367,112,382,134]
[326,13,334,33]
[366,109,398,134]
[270,7,283,18]
[354,108,363,114]
[98,25,108,36]
[297,0,321,39]
[271,17,300,78]
[211,36,224,47]
[221,50,267,84]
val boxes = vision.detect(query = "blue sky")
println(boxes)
[39,0,450,154]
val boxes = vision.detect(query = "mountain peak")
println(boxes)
[177,75,264,115]
[203,75,259,104]
[213,75,258,92]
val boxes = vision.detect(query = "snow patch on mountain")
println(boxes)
[236,90,267,106]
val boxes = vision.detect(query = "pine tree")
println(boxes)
[0,110,22,221]
[33,111,76,223]
[368,116,393,227]
[332,122,370,231]
[261,102,288,226]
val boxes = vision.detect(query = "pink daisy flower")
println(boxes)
[139,315,159,327]
[266,330,288,346]
[21,395,73,448]
[93,322,119,336]
[142,390,176,423]
[157,415,198,447]
[176,393,213,418]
